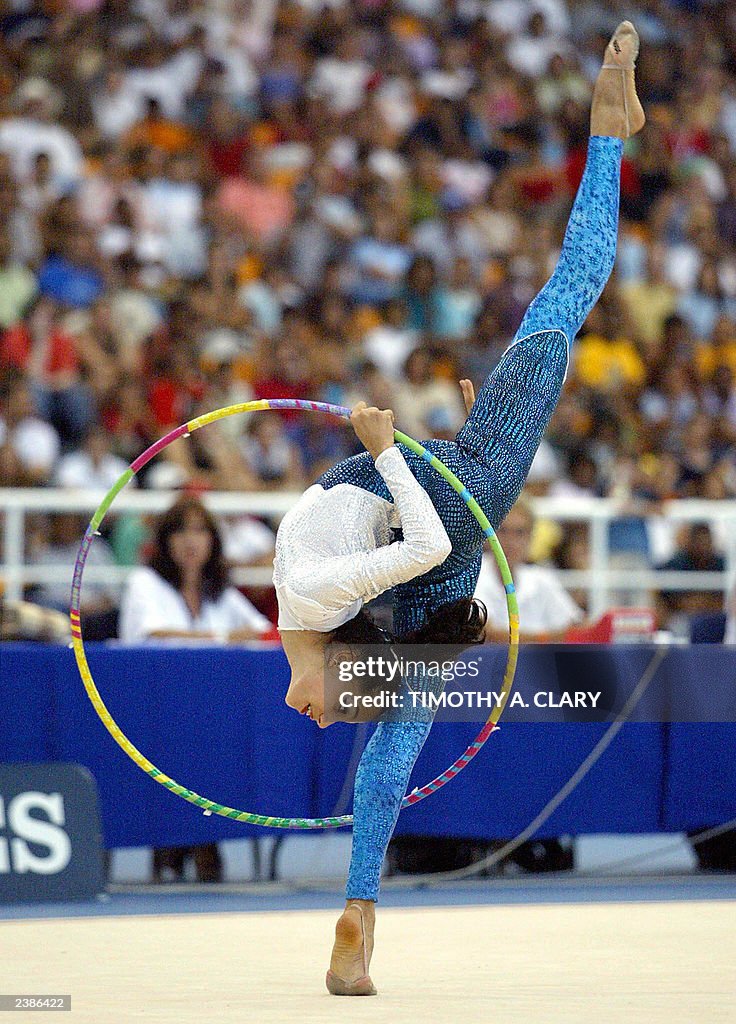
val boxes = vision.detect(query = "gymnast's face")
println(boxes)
[281,628,331,728]
[281,631,380,727]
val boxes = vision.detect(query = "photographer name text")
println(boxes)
[338,690,603,711]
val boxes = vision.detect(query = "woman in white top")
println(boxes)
[474,498,584,642]
[119,495,271,644]
[118,494,272,885]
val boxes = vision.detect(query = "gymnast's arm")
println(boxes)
[284,445,452,619]
[351,400,452,573]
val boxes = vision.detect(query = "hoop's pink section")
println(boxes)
[130,425,190,473]
[403,721,498,805]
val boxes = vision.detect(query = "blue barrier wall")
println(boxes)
[1,643,734,847]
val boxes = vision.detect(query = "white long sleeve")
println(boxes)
[274,445,452,631]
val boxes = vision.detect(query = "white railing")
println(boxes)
[1,488,735,619]
[531,495,736,618]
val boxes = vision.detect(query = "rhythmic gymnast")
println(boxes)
[273,22,645,996]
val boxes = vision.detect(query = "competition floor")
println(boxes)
[2,878,735,1024]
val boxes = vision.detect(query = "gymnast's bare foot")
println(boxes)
[591,20,645,139]
[326,900,377,996]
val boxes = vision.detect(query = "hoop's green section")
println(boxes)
[70,401,519,830]
[91,469,134,531]
[395,429,519,727]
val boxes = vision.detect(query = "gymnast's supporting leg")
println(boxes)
[327,21,645,995]
[326,715,434,996]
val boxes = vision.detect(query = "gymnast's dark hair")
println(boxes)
[331,597,488,647]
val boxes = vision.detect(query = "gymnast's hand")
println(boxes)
[350,401,396,461]
[460,379,475,415]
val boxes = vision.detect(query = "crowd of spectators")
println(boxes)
[1,0,735,629]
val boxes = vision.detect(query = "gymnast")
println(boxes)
[273,22,645,996]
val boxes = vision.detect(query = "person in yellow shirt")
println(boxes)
[619,244,678,352]
[695,314,736,379]
[574,318,646,390]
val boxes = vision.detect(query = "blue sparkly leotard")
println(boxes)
[317,136,623,901]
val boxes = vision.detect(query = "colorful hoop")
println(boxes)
[70,399,520,829]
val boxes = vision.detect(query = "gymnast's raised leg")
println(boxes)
[326,21,645,996]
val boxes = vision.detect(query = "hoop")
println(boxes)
[70,399,520,829]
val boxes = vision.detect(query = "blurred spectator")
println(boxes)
[574,300,646,393]
[552,521,591,612]
[0,225,36,328]
[142,150,206,277]
[37,233,105,309]
[1,296,95,446]
[309,32,373,115]
[434,257,482,340]
[657,523,726,625]
[202,98,251,178]
[54,426,134,490]
[221,514,276,570]
[0,373,60,484]
[0,78,82,185]
[20,153,63,230]
[237,412,304,490]
[475,497,584,643]
[217,145,295,247]
[345,205,412,306]
[93,69,146,141]
[28,512,117,615]
[549,447,599,499]
[362,299,418,380]
[123,97,194,155]
[403,255,441,332]
[507,11,571,78]
[393,348,466,439]
[459,302,510,381]
[619,244,678,352]
[118,495,272,644]
[677,261,730,342]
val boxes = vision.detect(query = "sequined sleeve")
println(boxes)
[279,446,452,627]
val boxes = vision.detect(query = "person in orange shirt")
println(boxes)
[123,97,195,156]
[695,314,736,379]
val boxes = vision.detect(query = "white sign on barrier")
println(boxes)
[0,764,105,902]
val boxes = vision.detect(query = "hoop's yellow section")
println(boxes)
[187,400,271,433]
[71,629,162,778]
